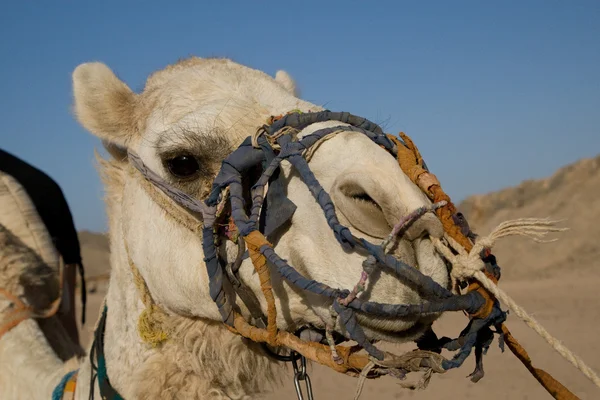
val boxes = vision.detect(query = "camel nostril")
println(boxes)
[333,180,391,238]
[333,172,444,241]
[338,181,384,212]
[348,192,382,211]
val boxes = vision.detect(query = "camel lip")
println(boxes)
[357,316,439,343]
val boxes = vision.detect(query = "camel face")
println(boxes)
[73,57,449,344]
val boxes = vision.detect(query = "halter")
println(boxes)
[127,112,503,379]
[76,110,584,400]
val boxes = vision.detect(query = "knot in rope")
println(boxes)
[252,125,299,149]
[137,304,169,346]
[435,218,568,284]
[251,110,304,148]
[431,218,600,391]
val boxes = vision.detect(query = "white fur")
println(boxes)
[0,320,79,400]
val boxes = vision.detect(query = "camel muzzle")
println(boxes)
[126,112,500,374]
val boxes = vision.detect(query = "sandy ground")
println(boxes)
[78,275,600,400]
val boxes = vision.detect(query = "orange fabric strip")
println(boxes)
[0,307,33,340]
[243,230,278,344]
[231,311,369,374]
[502,325,580,400]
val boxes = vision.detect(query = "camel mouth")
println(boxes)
[357,316,439,343]
[346,234,450,343]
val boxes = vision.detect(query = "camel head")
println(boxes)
[72,57,450,347]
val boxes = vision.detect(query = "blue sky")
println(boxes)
[1,1,598,232]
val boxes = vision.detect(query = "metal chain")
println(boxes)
[292,351,314,400]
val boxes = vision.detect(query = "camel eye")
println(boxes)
[166,155,200,179]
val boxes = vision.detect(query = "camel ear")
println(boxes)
[72,62,138,147]
[275,70,299,97]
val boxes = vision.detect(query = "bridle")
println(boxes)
[82,110,582,400]
[117,111,503,395]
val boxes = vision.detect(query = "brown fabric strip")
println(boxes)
[243,231,278,344]
[502,325,580,400]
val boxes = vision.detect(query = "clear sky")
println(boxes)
[1,1,598,232]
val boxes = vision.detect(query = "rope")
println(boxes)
[325,314,342,364]
[252,125,300,149]
[302,131,344,161]
[124,240,170,347]
[354,351,447,399]
[52,369,78,400]
[0,299,33,339]
[340,200,447,308]
[432,218,600,389]
[354,361,376,400]
[381,200,448,252]
[252,109,304,149]
[130,164,203,235]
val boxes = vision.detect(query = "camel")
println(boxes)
[1,57,470,399]
[0,172,83,399]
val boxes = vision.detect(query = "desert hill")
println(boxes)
[458,154,600,280]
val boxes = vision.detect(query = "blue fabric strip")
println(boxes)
[202,226,235,326]
[51,370,78,400]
